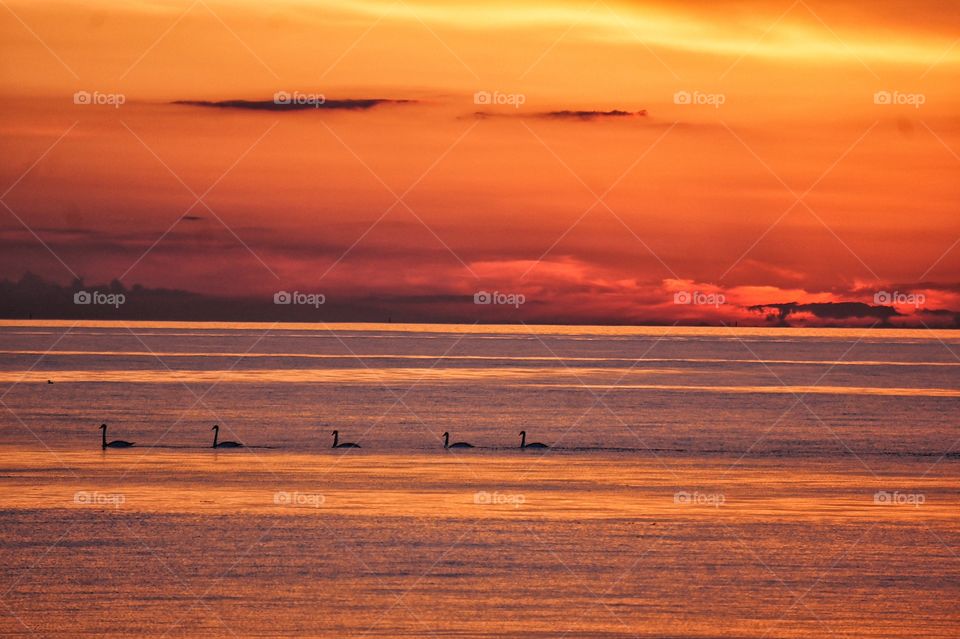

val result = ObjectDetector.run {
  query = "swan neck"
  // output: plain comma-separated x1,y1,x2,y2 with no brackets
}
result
101,427,106,449
213,427,218,448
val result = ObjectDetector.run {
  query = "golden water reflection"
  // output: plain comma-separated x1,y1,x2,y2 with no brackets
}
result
1,448,954,522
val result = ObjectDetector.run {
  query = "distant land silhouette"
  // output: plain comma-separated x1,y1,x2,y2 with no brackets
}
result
0,272,956,328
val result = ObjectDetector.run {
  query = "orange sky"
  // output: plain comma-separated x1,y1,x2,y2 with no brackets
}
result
1,0,958,326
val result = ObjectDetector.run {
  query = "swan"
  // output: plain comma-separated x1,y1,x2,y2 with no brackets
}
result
211,424,243,448
443,432,474,449
331,430,360,449
99,424,134,449
519,430,548,449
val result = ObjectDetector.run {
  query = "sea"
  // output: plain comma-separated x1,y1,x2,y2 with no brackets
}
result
0,320,957,637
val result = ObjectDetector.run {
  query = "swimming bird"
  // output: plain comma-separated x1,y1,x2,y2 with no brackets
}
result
443,431,474,449
99,423,134,450
519,430,548,449
211,424,243,448
331,430,360,449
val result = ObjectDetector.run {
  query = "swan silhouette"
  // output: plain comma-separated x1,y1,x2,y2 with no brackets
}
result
519,430,548,449
99,424,134,450
443,432,474,449
331,430,360,449
211,424,243,448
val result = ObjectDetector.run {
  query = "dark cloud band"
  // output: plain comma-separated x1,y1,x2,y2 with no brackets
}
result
173,99,414,111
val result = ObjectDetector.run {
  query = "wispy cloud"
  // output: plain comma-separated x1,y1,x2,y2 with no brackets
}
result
472,108,648,122
538,109,648,121
172,98,415,112
313,0,960,67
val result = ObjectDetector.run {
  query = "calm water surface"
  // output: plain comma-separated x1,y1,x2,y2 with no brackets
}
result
0,321,957,637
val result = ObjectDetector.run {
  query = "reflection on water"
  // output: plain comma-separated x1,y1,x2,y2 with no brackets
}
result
0,321,958,637
3,367,958,398
1,448,957,638
4,348,960,367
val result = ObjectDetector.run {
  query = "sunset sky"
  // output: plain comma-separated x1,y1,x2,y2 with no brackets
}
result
1,0,958,325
